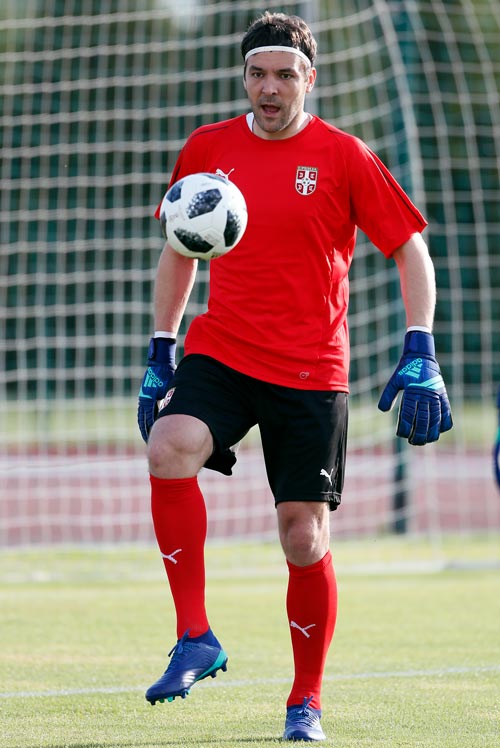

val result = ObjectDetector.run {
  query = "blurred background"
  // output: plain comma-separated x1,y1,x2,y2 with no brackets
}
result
1,0,499,560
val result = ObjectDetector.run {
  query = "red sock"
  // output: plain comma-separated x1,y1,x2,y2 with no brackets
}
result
150,475,209,639
286,550,338,711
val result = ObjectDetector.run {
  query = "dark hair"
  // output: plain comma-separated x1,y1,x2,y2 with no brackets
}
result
241,12,317,67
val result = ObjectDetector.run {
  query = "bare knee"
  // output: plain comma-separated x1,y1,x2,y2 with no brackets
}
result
147,414,213,479
277,502,331,566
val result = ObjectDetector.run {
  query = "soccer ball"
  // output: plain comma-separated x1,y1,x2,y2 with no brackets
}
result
159,172,248,259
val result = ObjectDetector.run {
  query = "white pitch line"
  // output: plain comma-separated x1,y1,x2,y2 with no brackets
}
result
1,664,499,700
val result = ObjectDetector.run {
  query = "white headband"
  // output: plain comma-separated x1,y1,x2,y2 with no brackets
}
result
244,45,312,67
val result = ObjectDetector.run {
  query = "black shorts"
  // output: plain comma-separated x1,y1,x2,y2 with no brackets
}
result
157,354,348,510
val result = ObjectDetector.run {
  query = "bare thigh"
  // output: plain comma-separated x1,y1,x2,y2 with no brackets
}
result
147,413,214,479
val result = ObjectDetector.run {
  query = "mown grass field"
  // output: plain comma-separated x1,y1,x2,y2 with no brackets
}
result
1,539,499,748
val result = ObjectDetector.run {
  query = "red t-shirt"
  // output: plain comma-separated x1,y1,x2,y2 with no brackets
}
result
156,114,427,391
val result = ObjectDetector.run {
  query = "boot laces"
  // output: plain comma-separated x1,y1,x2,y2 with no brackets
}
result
297,697,319,725
167,630,192,661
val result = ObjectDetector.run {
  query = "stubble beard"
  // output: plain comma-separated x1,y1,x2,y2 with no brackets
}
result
253,102,301,136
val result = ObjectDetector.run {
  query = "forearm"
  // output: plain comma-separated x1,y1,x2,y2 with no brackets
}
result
379,233,453,443
153,242,198,333
392,232,436,330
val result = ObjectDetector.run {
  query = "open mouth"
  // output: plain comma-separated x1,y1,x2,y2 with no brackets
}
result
261,104,280,116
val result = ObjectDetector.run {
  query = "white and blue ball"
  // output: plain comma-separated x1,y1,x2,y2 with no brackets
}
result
160,172,248,259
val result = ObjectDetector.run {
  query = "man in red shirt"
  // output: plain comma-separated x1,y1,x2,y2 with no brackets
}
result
138,11,452,742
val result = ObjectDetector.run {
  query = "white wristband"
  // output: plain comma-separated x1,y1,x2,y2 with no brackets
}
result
154,330,176,339
407,325,432,334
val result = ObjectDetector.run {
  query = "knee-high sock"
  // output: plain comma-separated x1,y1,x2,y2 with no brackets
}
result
286,550,337,711
150,475,209,639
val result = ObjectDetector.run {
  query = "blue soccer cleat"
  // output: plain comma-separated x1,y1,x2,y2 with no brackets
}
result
283,697,326,742
145,630,228,705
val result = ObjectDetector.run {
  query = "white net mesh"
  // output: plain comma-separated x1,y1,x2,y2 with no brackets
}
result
1,0,499,552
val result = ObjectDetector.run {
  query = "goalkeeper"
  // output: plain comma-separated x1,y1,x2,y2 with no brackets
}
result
137,10,453,743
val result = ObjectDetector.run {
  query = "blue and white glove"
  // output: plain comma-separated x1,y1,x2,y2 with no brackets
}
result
494,387,500,491
137,337,176,443
378,330,453,445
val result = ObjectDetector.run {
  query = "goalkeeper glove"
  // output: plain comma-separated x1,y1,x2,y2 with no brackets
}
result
137,337,176,443
378,330,453,445
494,387,500,491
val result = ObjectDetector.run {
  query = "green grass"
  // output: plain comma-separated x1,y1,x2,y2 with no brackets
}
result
1,540,499,747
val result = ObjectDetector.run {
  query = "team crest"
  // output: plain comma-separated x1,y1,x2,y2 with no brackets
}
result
158,387,175,412
295,166,318,195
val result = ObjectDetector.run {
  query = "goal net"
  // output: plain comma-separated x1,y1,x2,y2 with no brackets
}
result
1,0,499,560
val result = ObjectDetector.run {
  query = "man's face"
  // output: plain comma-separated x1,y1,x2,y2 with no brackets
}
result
243,51,316,140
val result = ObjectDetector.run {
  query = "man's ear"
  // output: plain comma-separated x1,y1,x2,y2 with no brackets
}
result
306,67,317,93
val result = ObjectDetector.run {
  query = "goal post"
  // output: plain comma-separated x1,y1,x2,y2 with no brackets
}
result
1,0,499,556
